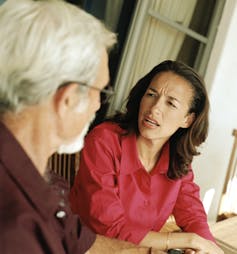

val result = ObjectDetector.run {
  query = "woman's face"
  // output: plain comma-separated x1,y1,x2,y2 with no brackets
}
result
138,71,195,143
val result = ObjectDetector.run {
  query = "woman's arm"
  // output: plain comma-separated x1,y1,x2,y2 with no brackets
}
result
173,170,216,242
70,127,149,243
87,234,167,254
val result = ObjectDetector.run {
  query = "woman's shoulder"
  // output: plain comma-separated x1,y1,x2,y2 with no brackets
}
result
88,121,124,139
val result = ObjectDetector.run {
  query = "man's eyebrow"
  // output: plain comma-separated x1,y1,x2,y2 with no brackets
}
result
105,82,110,87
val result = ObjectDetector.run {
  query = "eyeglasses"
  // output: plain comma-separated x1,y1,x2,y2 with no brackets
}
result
59,81,115,104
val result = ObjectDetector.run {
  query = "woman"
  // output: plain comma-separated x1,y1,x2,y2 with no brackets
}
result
70,60,223,254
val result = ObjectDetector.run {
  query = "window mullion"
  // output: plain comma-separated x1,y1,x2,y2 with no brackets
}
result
148,9,208,44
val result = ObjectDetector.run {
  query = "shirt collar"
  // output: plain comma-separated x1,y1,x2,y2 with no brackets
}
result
0,121,60,219
151,141,170,175
120,132,170,175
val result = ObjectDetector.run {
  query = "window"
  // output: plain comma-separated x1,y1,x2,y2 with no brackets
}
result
108,0,226,115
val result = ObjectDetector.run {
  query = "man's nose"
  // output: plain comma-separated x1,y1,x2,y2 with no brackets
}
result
95,97,101,112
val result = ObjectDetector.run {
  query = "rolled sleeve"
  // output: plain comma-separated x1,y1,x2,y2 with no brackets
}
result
173,170,215,242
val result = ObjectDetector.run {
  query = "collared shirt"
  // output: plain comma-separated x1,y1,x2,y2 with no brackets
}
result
0,122,95,254
70,122,215,244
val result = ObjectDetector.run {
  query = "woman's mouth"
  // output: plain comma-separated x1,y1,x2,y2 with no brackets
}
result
144,117,160,127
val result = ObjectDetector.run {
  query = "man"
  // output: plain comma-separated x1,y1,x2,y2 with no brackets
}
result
0,0,166,253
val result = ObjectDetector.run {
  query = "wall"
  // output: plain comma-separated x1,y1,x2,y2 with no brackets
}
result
193,0,237,222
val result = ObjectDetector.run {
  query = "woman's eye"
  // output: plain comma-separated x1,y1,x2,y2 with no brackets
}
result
168,101,177,108
146,92,156,97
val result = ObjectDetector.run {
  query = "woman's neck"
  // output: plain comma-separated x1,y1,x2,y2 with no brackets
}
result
136,136,166,173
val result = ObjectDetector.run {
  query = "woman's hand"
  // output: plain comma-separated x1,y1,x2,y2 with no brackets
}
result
183,233,224,254
140,231,224,254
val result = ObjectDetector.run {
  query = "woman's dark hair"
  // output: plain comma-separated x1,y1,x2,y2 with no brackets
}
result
108,60,209,179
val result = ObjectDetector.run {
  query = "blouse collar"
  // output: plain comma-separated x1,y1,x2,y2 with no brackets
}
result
120,132,170,175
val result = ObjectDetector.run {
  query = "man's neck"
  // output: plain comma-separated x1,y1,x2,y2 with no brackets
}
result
2,106,55,176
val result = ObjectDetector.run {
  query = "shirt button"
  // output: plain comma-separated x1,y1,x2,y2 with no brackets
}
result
59,200,66,207
144,200,149,206
56,210,66,218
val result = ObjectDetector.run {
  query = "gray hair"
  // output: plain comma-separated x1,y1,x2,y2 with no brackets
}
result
0,0,116,114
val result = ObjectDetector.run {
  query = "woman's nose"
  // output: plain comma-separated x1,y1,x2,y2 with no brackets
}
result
151,97,163,114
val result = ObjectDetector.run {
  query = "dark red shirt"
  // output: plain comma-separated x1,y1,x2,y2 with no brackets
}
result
70,122,215,244
0,122,95,254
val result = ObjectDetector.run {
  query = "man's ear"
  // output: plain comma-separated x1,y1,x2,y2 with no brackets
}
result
53,83,79,118
181,112,196,128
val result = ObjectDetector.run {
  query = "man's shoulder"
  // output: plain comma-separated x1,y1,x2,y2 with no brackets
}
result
0,165,95,254
0,164,38,221
0,171,42,246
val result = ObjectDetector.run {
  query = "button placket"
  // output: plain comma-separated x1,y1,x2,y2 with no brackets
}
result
55,189,67,219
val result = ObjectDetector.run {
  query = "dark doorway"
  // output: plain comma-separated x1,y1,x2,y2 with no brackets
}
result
66,0,137,126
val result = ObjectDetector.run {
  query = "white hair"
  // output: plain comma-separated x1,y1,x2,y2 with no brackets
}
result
0,0,116,114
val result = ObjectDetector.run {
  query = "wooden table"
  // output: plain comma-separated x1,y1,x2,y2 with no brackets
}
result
210,216,237,254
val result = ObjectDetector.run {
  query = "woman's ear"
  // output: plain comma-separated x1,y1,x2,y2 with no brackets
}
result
181,112,196,128
53,83,79,118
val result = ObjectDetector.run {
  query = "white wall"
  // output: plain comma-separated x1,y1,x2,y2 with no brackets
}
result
193,0,237,222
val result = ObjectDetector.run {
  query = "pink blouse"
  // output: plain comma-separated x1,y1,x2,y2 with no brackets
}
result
70,122,215,244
